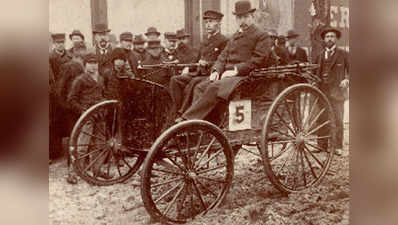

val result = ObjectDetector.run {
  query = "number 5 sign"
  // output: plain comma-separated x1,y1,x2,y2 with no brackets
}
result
228,100,251,131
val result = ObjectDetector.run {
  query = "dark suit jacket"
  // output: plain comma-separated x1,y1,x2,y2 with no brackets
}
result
212,24,272,100
198,32,229,75
315,48,349,101
289,46,308,63
96,45,113,76
49,50,72,82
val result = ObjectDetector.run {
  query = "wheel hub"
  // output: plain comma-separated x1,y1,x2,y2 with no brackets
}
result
295,132,305,147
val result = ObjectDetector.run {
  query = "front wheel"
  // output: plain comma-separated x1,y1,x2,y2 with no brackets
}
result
261,84,336,193
69,100,145,186
141,120,234,224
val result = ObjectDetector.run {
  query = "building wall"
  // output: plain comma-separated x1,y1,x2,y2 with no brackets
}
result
49,0,185,47
49,0,92,48
107,0,185,42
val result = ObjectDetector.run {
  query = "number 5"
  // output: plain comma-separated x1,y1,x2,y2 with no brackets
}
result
235,105,244,123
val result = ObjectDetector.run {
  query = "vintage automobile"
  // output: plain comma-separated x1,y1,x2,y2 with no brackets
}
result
69,62,337,224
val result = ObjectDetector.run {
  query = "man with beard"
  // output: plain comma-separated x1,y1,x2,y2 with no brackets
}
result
176,1,272,123
119,32,139,77
49,33,72,82
132,34,148,63
162,32,179,63
67,53,107,184
315,26,349,155
67,29,85,55
267,29,289,66
140,38,171,85
286,29,308,63
93,24,113,75
103,48,135,99
170,10,228,116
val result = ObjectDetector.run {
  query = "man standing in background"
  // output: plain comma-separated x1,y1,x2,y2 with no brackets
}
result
286,29,308,63
132,34,148,63
315,26,349,155
93,24,113,75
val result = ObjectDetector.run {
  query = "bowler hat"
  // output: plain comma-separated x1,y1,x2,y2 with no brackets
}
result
69,30,85,40
52,33,66,42
111,48,128,62
120,32,133,41
133,34,146,44
233,0,256,16
93,23,111,33
267,29,278,38
286,30,299,39
145,27,161,36
164,32,177,40
203,10,224,20
320,26,341,39
176,29,190,39
84,53,98,64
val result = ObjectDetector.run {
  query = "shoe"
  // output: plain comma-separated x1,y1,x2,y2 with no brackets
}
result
66,173,78,185
335,148,343,156
96,171,114,180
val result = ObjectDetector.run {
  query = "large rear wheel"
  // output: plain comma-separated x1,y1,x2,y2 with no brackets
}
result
261,84,336,193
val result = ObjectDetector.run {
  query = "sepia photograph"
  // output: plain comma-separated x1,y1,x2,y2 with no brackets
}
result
49,0,349,224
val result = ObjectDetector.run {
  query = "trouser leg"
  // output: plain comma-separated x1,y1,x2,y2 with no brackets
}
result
179,76,207,114
182,81,220,120
169,74,192,113
331,99,344,149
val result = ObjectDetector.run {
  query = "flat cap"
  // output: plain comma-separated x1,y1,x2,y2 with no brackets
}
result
203,10,224,20
145,27,161,36
84,52,98,63
52,33,66,42
120,32,133,41
133,34,146,44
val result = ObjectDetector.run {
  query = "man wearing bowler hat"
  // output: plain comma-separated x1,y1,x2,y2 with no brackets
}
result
267,29,289,66
119,32,139,77
286,29,308,63
93,23,113,75
170,10,228,116
50,33,72,82
145,27,164,50
68,29,85,55
162,32,179,63
315,26,349,155
175,29,200,75
140,38,170,85
176,0,272,123
132,34,148,63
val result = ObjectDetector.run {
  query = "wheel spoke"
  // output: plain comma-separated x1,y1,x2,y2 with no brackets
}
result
275,111,296,136
303,145,325,169
76,147,105,160
192,180,207,212
196,148,223,170
192,131,204,167
240,146,262,158
81,131,106,142
196,164,226,175
302,96,319,130
302,147,318,180
197,175,227,184
83,147,108,172
306,120,331,136
267,139,296,145
283,99,299,133
306,142,328,152
194,137,216,169
306,107,326,133
154,181,183,204
163,153,187,172
173,135,190,170
152,177,184,188
152,168,185,176
195,177,218,198
120,155,133,170
269,125,296,139
295,92,303,130
111,107,117,137
275,143,295,176
299,150,307,186
162,183,186,216
304,135,331,141
87,118,107,139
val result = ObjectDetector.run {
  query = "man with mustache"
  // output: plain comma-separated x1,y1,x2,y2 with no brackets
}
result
176,0,272,123
315,26,349,155
67,29,85,55
49,33,72,82
93,24,113,75
132,34,148,63
119,32,139,77
286,29,308,63
170,10,228,116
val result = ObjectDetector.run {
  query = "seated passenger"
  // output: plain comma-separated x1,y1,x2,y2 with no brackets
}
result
176,1,272,124
170,10,228,116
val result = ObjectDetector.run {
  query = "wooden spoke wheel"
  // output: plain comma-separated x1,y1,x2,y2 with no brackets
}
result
261,84,337,193
141,120,234,224
69,100,145,186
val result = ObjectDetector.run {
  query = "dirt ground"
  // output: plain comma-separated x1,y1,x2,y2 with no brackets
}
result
49,122,349,225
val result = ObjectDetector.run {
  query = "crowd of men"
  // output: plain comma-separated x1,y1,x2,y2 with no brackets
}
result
49,0,349,183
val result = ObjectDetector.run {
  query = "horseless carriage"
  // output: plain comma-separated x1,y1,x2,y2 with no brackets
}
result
69,62,337,224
